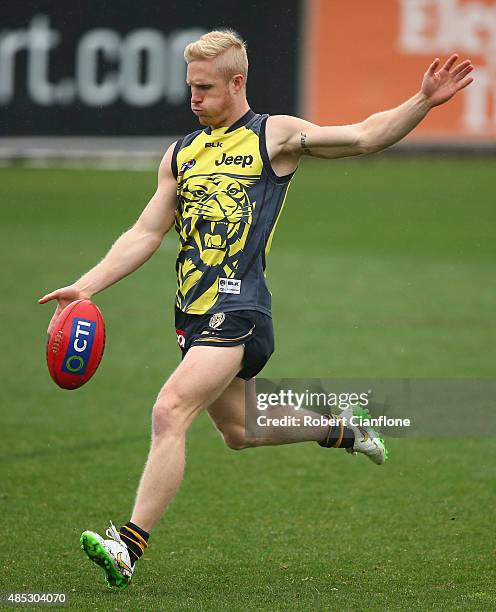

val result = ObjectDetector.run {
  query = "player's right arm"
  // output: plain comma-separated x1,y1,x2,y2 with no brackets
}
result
38,142,178,330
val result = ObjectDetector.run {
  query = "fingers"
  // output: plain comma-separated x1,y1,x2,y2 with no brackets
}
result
457,76,474,91
428,58,440,75
47,306,62,336
428,55,473,78
454,64,474,81
452,59,471,76
38,291,59,304
442,53,459,72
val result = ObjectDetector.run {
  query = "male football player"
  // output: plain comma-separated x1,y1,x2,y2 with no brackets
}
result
39,30,473,587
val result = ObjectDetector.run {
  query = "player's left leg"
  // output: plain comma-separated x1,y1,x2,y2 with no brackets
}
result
206,309,387,462
208,377,388,464
208,377,332,448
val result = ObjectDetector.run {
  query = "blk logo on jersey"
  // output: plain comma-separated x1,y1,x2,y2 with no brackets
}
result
205,142,223,148
215,153,253,168
219,278,241,294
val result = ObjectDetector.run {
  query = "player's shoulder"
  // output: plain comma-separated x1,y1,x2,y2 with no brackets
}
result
267,114,301,129
265,115,314,148
268,114,299,122
157,139,182,181
266,114,313,137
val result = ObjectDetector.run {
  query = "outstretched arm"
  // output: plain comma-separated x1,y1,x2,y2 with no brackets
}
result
38,142,178,332
271,54,474,160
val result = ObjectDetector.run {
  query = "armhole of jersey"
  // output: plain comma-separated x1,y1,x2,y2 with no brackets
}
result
171,138,184,179
259,115,295,185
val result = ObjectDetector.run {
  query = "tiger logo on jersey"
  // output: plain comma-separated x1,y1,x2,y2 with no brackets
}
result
175,173,257,312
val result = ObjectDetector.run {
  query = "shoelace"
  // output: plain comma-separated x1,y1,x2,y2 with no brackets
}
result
105,520,124,545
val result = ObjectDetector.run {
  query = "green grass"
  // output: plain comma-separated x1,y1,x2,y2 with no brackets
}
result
1,159,495,610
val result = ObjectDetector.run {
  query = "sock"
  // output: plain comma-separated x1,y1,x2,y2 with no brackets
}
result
318,416,355,449
119,522,150,566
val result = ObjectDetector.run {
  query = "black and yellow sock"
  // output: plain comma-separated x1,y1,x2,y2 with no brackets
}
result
318,416,355,449
119,522,149,566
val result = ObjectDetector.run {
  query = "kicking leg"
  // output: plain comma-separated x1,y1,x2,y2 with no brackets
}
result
208,378,387,463
208,377,332,448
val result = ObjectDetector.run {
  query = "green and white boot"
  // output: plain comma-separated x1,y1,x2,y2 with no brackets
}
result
80,521,134,588
338,405,388,465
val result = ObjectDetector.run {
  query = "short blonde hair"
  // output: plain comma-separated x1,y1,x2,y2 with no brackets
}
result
184,30,248,82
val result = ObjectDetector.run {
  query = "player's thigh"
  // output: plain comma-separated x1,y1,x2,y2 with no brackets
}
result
156,344,244,426
207,377,257,432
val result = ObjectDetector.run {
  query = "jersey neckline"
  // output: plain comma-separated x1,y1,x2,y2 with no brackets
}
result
204,109,256,136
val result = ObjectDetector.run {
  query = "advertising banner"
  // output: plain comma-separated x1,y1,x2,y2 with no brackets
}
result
305,0,496,142
1,1,302,136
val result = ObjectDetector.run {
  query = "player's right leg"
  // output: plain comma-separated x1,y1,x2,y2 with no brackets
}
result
130,344,244,531
80,343,244,588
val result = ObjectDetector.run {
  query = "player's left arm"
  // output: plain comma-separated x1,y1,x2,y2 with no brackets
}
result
277,54,474,160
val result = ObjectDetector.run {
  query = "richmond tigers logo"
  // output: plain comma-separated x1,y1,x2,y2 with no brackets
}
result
175,172,257,312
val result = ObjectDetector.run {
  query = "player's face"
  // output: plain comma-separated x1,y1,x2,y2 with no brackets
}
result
187,60,233,127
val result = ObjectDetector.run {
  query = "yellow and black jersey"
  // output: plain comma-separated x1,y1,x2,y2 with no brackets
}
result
171,109,294,316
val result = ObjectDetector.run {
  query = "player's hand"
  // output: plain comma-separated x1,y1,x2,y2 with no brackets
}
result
38,285,91,335
421,54,474,108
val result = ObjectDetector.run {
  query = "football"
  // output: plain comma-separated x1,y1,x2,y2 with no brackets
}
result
46,299,105,390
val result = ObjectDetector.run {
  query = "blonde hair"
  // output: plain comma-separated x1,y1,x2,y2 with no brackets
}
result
184,30,248,82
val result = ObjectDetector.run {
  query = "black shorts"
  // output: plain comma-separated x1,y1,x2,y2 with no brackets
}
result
174,307,274,380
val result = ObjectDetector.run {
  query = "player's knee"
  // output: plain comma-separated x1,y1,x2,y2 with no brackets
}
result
223,435,244,450
152,388,193,437
152,398,179,437
222,427,255,451
224,435,249,450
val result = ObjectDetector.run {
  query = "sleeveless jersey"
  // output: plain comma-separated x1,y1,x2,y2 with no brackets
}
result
172,109,294,316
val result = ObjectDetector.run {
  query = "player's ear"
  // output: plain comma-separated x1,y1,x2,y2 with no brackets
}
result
231,74,245,94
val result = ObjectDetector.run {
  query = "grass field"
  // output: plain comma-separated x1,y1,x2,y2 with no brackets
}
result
1,159,495,610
